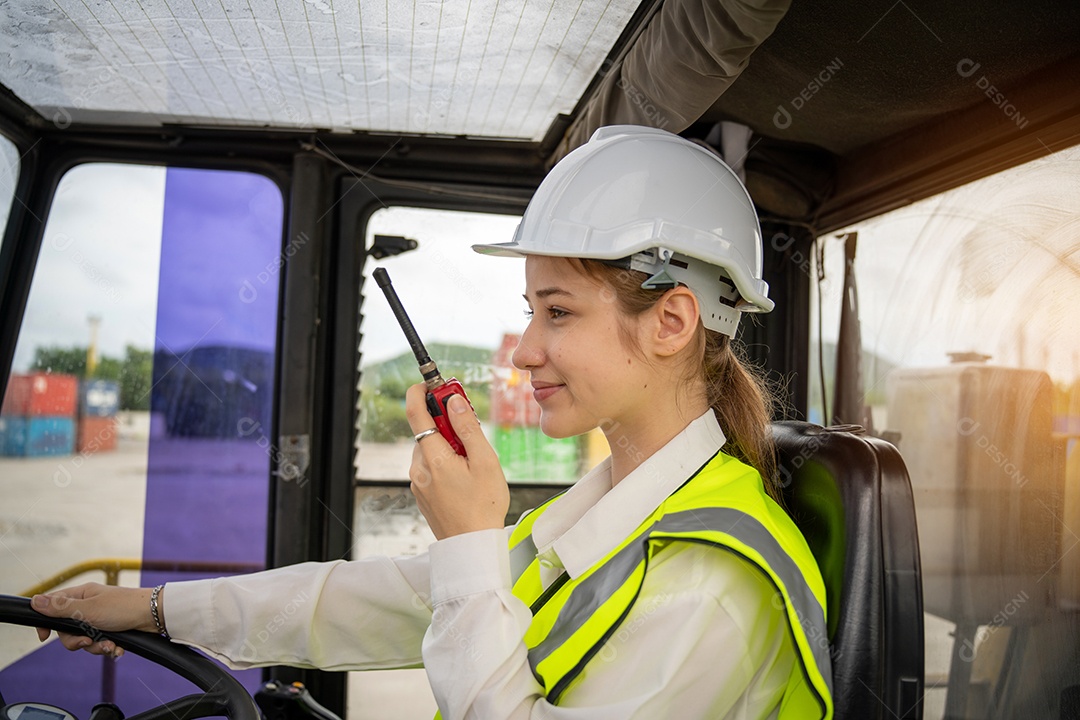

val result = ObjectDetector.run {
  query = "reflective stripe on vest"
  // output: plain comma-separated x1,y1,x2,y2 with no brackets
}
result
508,452,834,717
509,532,538,586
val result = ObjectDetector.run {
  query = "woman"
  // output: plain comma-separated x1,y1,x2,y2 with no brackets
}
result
33,126,832,719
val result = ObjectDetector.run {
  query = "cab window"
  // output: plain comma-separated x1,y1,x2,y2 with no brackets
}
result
811,144,1080,718
0,134,19,241
349,206,601,718
0,163,284,715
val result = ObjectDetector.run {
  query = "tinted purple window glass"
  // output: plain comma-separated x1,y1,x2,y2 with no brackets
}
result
0,167,283,715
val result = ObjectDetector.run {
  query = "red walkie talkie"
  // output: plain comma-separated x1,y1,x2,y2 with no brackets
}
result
374,267,472,456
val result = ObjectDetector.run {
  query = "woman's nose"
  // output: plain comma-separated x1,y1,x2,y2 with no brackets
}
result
512,326,543,370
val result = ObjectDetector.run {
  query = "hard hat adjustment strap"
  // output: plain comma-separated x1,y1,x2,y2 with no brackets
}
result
640,247,678,291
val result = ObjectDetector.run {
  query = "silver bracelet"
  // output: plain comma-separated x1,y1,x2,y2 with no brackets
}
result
150,584,170,639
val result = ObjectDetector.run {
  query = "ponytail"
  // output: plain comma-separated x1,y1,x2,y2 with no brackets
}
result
701,331,780,500
575,259,780,501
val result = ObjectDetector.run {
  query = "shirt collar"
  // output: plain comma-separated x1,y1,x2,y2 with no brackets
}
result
530,410,727,578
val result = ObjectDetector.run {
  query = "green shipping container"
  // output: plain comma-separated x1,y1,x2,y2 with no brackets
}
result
492,426,579,484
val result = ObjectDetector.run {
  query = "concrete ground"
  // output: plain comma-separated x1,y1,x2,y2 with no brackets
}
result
0,436,439,718
0,438,149,669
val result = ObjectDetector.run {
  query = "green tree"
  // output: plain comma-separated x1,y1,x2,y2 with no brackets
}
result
120,345,153,411
359,344,494,442
31,346,87,376
30,344,154,411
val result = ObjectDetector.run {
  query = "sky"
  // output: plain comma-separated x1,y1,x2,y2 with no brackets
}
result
1,144,1077,384
362,206,526,365
0,159,527,373
814,144,1080,384
8,163,165,372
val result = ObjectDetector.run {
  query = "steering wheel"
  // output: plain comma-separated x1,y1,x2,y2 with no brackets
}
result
0,595,260,720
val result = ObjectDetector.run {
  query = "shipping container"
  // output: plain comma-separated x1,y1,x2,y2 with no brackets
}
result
80,379,120,417
492,426,578,484
77,416,118,454
491,368,542,426
1,373,78,417
0,416,27,456
0,383,17,416
0,416,76,457
490,334,542,427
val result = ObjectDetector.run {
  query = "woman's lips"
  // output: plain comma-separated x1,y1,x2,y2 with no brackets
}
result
532,384,563,402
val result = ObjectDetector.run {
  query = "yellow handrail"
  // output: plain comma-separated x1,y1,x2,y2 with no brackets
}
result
22,557,264,705
22,558,264,597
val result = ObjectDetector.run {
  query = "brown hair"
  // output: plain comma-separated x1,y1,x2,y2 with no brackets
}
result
573,259,780,501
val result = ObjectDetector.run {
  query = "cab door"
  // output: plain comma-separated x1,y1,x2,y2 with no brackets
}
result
0,156,286,714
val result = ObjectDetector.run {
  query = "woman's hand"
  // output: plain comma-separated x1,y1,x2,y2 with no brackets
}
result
31,582,159,658
405,384,510,540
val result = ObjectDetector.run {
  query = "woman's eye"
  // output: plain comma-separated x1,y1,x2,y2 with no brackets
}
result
523,306,568,320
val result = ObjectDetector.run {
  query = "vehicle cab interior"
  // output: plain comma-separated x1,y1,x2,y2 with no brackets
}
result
0,1,1078,718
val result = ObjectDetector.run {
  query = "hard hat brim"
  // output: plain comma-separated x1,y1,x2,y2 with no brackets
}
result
471,241,527,257
472,239,775,317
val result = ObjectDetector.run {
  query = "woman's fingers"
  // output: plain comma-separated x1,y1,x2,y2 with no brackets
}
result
45,630,125,658
32,587,94,635
37,631,126,658
404,383,438,438
403,383,509,539
31,582,148,657
444,394,493,460
34,586,91,650
32,588,88,646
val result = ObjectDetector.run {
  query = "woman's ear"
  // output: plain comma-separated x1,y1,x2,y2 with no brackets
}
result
650,287,700,357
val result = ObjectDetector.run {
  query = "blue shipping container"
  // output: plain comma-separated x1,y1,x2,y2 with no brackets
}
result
0,417,27,456
80,380,120,417
0,417,75,457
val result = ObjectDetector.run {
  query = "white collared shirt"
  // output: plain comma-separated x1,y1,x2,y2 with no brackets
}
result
530,407,730,582
166,410,795,719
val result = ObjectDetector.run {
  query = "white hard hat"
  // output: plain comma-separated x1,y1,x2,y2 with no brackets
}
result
473,125,773,337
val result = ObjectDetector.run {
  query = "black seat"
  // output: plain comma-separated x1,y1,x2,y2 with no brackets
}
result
772,421,924,720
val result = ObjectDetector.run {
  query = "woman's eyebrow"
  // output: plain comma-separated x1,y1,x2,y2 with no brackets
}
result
530,287,573,299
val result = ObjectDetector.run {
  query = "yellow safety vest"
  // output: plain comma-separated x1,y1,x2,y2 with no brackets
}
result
435,450,834,719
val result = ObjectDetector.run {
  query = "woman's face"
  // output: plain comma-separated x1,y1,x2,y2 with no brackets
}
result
513,255,655,439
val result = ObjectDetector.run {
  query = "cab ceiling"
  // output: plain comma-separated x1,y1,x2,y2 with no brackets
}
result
698,1,1080,229
0,0,640,140
1,0,1078,231
703,1,1080,156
